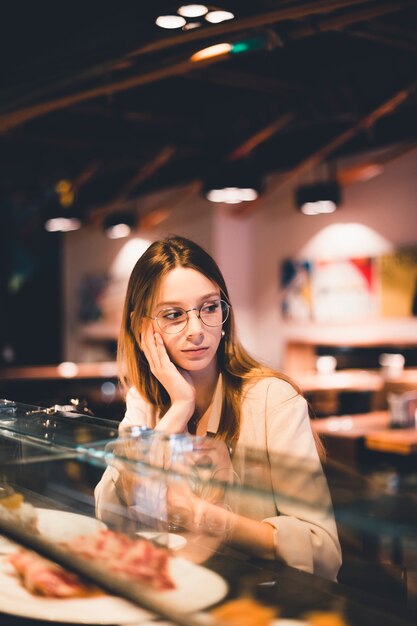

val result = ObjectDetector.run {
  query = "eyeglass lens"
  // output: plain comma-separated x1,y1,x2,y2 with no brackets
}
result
156,300,229,334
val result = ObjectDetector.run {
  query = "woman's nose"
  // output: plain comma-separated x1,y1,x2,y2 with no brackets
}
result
186,310,204,334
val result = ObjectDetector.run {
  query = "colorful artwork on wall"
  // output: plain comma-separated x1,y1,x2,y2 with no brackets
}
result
281,246,417,322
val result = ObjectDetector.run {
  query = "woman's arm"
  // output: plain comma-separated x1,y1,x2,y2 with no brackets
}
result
262,379,342,579
141,327,195,434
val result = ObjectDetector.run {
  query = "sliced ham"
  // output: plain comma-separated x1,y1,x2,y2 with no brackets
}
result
9,550,98,598
8,529,175,598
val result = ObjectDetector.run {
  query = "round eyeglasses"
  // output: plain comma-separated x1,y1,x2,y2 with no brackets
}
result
150,299,230,334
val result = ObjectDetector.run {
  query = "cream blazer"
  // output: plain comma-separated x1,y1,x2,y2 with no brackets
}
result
95,375,342,581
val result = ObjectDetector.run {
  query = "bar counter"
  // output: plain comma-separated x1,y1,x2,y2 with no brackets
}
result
1,400,416,626
0,550,415,626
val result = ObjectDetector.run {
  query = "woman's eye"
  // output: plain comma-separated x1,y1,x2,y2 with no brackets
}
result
202,301,220,314
163,309,184,321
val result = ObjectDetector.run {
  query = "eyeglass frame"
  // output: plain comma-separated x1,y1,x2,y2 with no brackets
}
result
147,299,231,334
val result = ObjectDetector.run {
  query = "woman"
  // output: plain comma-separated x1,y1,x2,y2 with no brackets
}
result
95,235,341,580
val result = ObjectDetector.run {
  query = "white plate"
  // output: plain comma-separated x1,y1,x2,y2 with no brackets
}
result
136,531,187,551
0,508,106,554
0,555,228,624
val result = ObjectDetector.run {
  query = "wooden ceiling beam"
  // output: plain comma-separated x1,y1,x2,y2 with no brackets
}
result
89,146,176,221
111,146,176,205
0,53,232,133
271,77,417,192
228,113,295,161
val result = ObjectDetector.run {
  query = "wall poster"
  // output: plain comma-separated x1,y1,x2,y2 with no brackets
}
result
281,246,417,322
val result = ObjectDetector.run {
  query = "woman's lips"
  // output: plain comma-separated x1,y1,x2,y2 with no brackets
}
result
181,347,209,357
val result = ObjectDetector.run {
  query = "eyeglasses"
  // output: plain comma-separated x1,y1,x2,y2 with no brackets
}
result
150,299,230,334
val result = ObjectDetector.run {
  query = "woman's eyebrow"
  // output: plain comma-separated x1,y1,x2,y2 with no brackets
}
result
155,292,220,308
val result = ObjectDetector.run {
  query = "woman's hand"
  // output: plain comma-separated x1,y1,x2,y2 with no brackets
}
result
141,324,195,432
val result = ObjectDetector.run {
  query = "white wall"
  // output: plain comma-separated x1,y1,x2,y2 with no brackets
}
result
250,147,417,367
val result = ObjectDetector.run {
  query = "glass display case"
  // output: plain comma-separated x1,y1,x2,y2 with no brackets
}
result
0,398,416,626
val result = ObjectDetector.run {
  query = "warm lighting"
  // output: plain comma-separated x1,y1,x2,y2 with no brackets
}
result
54,179,75,207
300,223,391,260
300,200,337,215
106,223,131,239
45,217,81,232
203,162,262,204
57,362,79,378
104,213,136,239
111,238,152,279
178,4,208,17
155,15,186,29
205,10,234,23
316,355,337,374
206,187,258,204
296,182,341,215
379,353,405,379
190,43,231,62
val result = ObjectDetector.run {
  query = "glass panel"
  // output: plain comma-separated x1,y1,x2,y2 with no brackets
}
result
0,404,416,625
0,398,119,449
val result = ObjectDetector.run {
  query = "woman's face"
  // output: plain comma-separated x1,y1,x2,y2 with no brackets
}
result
149,267,223,373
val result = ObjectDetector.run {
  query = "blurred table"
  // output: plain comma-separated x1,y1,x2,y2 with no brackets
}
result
312,411,391,467
365,428,417,455
313,411,417,462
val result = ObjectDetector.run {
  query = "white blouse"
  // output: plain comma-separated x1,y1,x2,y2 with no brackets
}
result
95,375,342,581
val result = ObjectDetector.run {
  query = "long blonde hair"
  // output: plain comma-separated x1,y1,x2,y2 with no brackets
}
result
118,235,313,450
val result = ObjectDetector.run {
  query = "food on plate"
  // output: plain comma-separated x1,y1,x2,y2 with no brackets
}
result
62,529,175,590
211,597,277,626
9,550,99,598
0,491,38,533
8,529,175,598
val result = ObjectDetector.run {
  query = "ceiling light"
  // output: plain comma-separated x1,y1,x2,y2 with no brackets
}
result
104,213,136,239
45,216,81,232
190,43,231,62
295,182,341,216
206,187,259,204
155,15,186,29
203,163,262,204
205,10,234,23
177,4,208,17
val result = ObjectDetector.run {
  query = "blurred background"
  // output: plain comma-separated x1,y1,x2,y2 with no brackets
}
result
0,0,416,420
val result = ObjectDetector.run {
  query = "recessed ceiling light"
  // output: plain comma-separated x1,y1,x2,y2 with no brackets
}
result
205,10,234,24
177,4,208,18
155,15,186,29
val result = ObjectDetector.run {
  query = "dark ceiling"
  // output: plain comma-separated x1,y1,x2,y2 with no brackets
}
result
1,0,417,222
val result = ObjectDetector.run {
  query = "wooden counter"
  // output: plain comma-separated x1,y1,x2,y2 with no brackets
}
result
365,429,417,455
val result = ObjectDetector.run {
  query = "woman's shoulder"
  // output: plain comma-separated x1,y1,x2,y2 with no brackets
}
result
242,374,302,402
